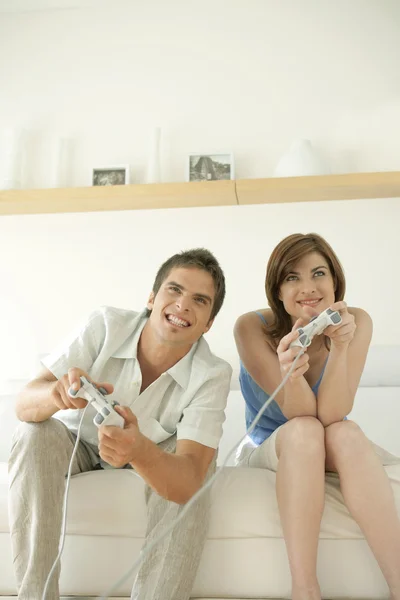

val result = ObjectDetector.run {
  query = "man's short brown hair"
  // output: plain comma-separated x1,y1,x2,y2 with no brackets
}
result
148,248,226,321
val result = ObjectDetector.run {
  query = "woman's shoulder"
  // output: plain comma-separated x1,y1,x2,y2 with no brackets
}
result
235,308,275,328
234,309,276,348
347,306,372,324
234,309,278,362
347,306,373,338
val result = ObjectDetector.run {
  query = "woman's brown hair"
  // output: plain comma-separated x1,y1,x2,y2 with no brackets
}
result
265,233,346,346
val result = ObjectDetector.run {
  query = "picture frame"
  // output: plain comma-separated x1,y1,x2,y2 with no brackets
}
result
187,153,234,182
92,165,130,186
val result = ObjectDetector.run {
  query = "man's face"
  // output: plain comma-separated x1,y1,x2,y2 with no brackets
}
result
147,267,216,347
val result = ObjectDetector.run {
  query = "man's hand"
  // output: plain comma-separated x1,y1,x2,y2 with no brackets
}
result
50,367,114,411
98,406,143,468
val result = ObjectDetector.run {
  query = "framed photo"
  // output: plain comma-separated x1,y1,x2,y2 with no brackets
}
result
92,165,130,186
187,153,234,182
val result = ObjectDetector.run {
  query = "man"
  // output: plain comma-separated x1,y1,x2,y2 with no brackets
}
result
8,247,232,600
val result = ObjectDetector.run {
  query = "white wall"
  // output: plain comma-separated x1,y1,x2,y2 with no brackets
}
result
0,0,400,185
0,197,399,387
0,0,399,388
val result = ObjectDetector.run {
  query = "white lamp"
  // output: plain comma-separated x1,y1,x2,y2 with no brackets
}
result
274,138,330,177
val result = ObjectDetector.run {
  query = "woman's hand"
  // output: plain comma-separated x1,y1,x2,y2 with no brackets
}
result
324,301,356,348
277,318,310,381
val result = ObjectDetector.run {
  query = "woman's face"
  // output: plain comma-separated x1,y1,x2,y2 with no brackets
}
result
278,252,336,324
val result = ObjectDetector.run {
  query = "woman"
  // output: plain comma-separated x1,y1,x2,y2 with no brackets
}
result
234,232,400,600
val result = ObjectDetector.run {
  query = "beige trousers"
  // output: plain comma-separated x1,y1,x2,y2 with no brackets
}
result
8,417,214,600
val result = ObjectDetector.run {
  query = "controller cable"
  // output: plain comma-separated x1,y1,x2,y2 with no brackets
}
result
42,344,307,600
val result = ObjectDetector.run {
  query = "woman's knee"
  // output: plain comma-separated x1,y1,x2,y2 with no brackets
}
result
325,419,366,459
277,416,325,458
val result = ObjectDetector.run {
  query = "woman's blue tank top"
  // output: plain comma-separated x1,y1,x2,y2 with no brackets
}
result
239,311,327,445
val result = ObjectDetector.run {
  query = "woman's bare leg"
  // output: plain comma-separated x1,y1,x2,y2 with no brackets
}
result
276,416,325,600
325,420,400,600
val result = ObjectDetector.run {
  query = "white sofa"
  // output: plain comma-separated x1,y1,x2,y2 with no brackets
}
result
0,346,399,600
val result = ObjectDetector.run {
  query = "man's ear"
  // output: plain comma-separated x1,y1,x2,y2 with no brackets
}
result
203,317,214,334
147,291,155,310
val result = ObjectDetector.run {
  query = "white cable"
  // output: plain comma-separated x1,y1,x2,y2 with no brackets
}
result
41,402,91,600
96,345,307,600
41,344,306,599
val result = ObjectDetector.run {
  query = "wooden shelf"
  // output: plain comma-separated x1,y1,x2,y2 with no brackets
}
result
236,171,400,205
0,171,399,216
0,180,237,216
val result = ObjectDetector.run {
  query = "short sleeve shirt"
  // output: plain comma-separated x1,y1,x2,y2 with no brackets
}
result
42,306,232,452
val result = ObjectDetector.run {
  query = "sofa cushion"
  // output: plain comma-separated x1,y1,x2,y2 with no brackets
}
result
3,461,400,540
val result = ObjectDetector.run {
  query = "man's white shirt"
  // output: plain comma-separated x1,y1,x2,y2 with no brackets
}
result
43,306,232,452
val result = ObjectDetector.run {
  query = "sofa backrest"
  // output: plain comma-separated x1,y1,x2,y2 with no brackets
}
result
0,345,399,466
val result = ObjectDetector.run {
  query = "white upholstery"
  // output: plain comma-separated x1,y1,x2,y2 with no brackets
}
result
0,345,399,598
359,345,400,387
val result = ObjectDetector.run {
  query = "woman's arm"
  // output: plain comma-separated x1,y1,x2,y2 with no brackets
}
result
317,304,373,427
234,311,317,419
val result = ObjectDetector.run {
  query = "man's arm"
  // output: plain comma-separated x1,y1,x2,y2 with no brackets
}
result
16,367,113,423
131,436,215,504
99,406,215,504
16,368,62,422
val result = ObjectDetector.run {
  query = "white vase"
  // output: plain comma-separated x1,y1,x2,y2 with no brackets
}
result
53,137,73,188
1,128,24,189
274,139,330,177
146,127,162,183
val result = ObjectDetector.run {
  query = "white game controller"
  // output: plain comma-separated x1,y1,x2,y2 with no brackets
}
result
68,376,124,428
290,307,342,349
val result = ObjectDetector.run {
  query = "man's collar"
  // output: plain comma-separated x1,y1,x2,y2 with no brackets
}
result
111,309,148,359
166,341,198,389
111,308,198,390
